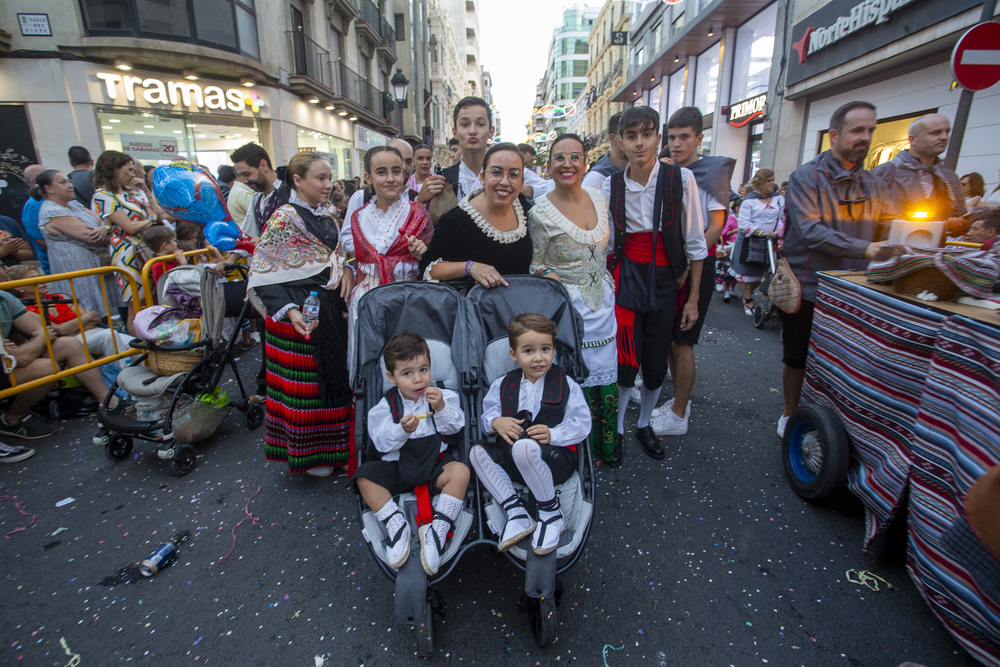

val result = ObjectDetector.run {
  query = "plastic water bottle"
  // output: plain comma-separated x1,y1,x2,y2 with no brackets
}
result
302,291,320,340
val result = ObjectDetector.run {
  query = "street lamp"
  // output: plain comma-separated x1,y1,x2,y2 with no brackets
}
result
391,69,409,109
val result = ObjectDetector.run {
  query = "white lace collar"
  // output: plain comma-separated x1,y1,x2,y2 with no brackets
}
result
459,190,527,244
533,187,609,245
289,190,336,217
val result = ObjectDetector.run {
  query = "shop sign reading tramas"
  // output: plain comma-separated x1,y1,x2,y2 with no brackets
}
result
96,72,266,113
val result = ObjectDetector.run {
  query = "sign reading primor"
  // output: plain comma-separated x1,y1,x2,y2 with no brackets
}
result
728,93,767,127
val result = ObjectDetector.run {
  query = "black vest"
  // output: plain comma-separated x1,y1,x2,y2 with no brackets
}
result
499,366,569,430
384,387,443,489
608,162,688,310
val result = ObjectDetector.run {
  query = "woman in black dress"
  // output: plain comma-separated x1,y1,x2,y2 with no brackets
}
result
419,143,531,288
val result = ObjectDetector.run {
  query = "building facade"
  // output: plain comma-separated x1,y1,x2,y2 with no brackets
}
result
764,0,1000,191
612,0,779,185
585,0,629,163
529,4,601,150
426,0,475,166
0,0,411,220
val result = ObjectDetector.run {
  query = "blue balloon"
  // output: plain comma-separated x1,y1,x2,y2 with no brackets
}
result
152,162,233,225
205,220,242,251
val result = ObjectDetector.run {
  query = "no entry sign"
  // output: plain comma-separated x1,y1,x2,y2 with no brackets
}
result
952,21,1000,91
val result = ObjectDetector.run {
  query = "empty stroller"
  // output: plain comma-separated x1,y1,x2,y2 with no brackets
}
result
93,264,264,475
465,275,595,646
352,281,482,656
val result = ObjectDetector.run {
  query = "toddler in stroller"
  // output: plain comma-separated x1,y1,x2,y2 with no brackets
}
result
353,332,470,576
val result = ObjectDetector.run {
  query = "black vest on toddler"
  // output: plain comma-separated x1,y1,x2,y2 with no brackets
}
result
385,387,443,490
499,365,575,447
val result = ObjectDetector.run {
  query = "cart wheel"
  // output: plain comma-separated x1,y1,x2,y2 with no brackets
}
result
170,444,198,476
752,306,766,328
105,435,133,462
415,599,434,658
244,404,265,430
783,405,849,501
527,596,557,647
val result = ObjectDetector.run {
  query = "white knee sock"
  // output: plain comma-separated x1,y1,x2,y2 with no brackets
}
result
617,388,631,434
375,499,407,541
511,438,555,503
637,386,661,428
432,493,463,545
471,445,516,504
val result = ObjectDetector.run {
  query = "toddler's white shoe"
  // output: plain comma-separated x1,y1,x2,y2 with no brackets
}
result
385,519,411,570
532,508,563,556
499,506,536,552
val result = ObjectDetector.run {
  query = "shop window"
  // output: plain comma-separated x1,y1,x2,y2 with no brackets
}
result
79,0,260,60
731,3,777,103
819,111,931,170
667,67,686,119
693,41,720,114
297,128,353,181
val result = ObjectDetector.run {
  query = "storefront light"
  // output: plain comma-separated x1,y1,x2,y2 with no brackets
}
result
325,103,335,110
349,115,358,121
134,130,144,134
241,78,255,88
186,124,195,128
183,71,200,81
109,118,121,123
114,60,132,72
143,125,154,128
308,97,320,104
338,111,348,116
173,130,182,134
102,125,112,130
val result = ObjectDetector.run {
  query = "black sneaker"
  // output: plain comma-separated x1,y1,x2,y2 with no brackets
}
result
0,414,58,440
0,441,36,463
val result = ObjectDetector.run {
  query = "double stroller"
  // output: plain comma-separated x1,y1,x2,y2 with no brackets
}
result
353,276,595,654
93,264,264,476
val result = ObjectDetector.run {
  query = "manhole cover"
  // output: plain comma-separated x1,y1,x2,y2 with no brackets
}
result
699,327,738,344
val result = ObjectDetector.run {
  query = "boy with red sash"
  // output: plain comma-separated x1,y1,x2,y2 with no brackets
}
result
601,106,707,462
472,314,591,556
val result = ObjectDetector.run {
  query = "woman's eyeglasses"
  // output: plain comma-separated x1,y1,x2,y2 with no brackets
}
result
551,152,583,164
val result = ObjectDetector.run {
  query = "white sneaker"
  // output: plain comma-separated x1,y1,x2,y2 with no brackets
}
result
418,523,445,576
384,517,411,569
665,397,691,419
653,409,688,436
306,466,334,477
777,415,789,438
498,508,536,552
715,283,724,292
532,510,563,555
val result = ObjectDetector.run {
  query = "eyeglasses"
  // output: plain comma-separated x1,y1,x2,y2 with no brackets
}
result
551,152,583,164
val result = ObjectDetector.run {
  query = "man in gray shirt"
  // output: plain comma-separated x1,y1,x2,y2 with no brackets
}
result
777,101,896,438
67,146,94,208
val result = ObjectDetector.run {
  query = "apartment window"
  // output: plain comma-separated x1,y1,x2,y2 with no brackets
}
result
652,22,662,51
80,0,260,59
671,12,685,37
395,13,405,37
731,3,777,102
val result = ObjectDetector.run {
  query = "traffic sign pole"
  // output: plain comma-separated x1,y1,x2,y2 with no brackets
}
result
943,1,998,171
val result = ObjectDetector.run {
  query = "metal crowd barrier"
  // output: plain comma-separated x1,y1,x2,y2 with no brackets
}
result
0,266,142,400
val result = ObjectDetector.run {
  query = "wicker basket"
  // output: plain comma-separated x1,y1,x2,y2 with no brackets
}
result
146,318,203,376
892,266,960,300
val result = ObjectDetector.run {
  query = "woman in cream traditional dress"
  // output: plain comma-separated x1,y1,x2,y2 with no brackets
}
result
528,133,620,467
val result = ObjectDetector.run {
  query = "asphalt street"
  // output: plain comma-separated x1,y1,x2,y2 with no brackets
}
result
0,290,983,666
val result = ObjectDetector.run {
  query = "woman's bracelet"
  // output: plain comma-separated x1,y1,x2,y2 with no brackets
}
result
464,260,474,277
539,268,555,277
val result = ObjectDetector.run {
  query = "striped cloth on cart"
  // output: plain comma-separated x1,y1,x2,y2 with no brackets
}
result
805,273,945,545
909,315,1000,666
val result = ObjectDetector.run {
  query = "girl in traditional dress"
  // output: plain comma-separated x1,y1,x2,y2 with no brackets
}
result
340,146,432,375
406,144,434,193
419,142,532,287
729,168,785,315
92,150,160,334
248,152,355,477
527,133,620,467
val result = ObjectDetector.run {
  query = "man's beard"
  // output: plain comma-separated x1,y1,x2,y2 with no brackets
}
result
839,143,870,165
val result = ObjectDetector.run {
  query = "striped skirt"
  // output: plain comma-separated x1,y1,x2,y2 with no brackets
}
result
264,319,355,474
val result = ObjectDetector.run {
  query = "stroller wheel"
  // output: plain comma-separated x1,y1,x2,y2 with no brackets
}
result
526,595,557,647
752,305,766,329
105,435,134,462
244,403,265,430
170,444,198,476
415,598,435,658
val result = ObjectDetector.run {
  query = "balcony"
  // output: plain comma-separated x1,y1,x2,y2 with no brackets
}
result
287,30,333,97
329,0,360,22
356,0,382,46
377,17,396,61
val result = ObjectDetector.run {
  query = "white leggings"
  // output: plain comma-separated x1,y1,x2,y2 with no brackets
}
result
470,439,555,505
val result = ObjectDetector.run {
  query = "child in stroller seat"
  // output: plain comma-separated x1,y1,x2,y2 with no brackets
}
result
472,314,591,556
354,333,470,576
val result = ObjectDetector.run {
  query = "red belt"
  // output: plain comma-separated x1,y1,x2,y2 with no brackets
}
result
623,232,669,267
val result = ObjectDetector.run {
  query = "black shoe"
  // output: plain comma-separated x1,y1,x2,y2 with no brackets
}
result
604,442,623,468
635,425,664,460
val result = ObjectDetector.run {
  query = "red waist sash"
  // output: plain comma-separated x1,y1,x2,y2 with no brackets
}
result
623,232,670,267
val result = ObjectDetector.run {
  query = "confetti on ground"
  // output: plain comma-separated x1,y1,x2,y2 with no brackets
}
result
602,643,624,666
846,569,894,592
1,495,36,539
217,481,262,563
56,497,76,507
59,637,80,667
